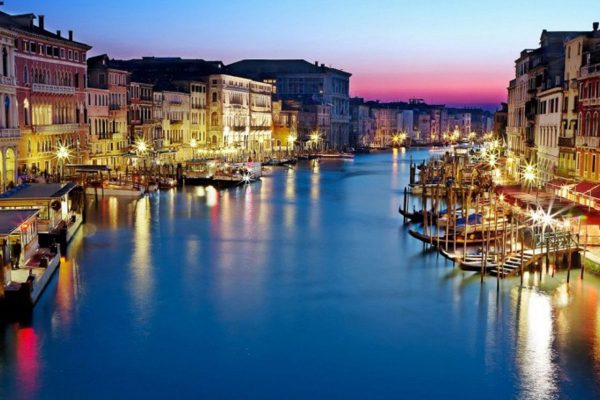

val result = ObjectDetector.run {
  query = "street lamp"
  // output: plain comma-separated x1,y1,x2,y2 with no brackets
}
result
56,144,70,180
258,137,264,161
287,134,296,155
190,138,198,160
310,131,320,152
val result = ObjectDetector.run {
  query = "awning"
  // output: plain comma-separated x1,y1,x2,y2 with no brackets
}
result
573,181,600,195
546,178,573,189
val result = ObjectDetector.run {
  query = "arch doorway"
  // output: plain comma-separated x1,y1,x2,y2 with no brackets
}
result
5,147,15,189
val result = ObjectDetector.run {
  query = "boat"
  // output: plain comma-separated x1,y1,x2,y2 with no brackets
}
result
85,180,145,197
1,209,62,312
408,229,503,246
264,157,297,166
317,152,355,159
407,183,447,196
211,162,262,188
0,182,85,253
183,159,217,185
158,177,177,190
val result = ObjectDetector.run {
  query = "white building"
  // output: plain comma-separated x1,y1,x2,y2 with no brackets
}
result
535,87,563,182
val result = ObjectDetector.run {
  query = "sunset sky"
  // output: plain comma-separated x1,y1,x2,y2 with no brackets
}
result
7,0,598,110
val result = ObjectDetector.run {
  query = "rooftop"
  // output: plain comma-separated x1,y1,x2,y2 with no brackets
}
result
0,11,91,49
0,209,40,236
0,182,78,200
226,59,352,80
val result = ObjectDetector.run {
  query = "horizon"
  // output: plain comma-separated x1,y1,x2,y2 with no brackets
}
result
5,0,598,110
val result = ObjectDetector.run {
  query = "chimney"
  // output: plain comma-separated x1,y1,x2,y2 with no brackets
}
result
594,22,599,32
68,30,73,41
314,61,318,66
56,30,61,38
38,15,45,30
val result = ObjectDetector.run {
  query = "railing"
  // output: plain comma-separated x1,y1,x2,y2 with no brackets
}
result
33,123,81,134
0,128,20,138
581,63,600,79
558,136,574,147
576,136,600,148
0,76,15,86
31,83,75,95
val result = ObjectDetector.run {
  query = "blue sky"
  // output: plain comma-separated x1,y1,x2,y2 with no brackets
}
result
6,0,598,107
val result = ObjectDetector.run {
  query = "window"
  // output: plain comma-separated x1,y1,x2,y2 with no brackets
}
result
45,45,51,56
53,47,59,57
60,48,65,59
74,52,79,62
212,92,217,102
23,66,28,84
68,49,73,60
30,42,36,53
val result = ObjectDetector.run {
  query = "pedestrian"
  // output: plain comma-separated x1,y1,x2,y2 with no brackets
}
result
11,238,21,270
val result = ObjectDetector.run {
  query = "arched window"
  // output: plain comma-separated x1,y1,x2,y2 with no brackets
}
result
586,112,592,136
23,98,29,126
4,96,10,128
578,112,583,136
594,113,599,137
23,66,28,84
2,47,7,77
211,112,218,126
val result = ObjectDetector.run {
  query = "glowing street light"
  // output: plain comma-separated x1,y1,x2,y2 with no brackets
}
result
55,144,71,180
190,138,198,159
56,145,70,161
134,138,148,155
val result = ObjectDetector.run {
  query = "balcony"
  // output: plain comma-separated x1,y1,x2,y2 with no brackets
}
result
0,128,20,139
33,123,81,134
31,83,75,95
0,76,15,86
576,136,600,148
581,63,600,79
558,136,574,147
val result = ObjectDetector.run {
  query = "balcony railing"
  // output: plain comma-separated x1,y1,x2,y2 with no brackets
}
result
0,76,15,86
0,128,20,139
581,63,600,79
31,83,75,95
576,136,600,148
558,136,574,147
33,123,81,134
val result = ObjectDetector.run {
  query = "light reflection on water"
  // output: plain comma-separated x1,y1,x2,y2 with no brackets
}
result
0,150,599,398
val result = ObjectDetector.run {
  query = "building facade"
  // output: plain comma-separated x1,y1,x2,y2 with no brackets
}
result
9,14,90,174
227,59,351,149
87,55,129,169
0,27,18,189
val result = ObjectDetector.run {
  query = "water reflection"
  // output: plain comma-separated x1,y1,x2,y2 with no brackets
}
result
131,196,153,325
513,286,557,400
1,151,600,398
14,326,39,400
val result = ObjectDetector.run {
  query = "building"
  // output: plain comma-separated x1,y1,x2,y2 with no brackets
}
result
493,103,508,143
350,98,375,147
535,86,563,182
85,86,109,165
3,13,91,174
567,25,600,180
506,30,585,179
227,59,351,149
128,81,156,148
87,55,130,169
372,107,397,147
0,27,18,189
160,90,190,161
272,100,298,152
576,30,600,181
207,74,272,156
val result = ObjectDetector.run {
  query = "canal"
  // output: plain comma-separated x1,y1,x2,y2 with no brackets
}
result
1,149,600,399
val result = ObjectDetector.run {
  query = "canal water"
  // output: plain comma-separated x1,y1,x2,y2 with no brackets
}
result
1,149,600,399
